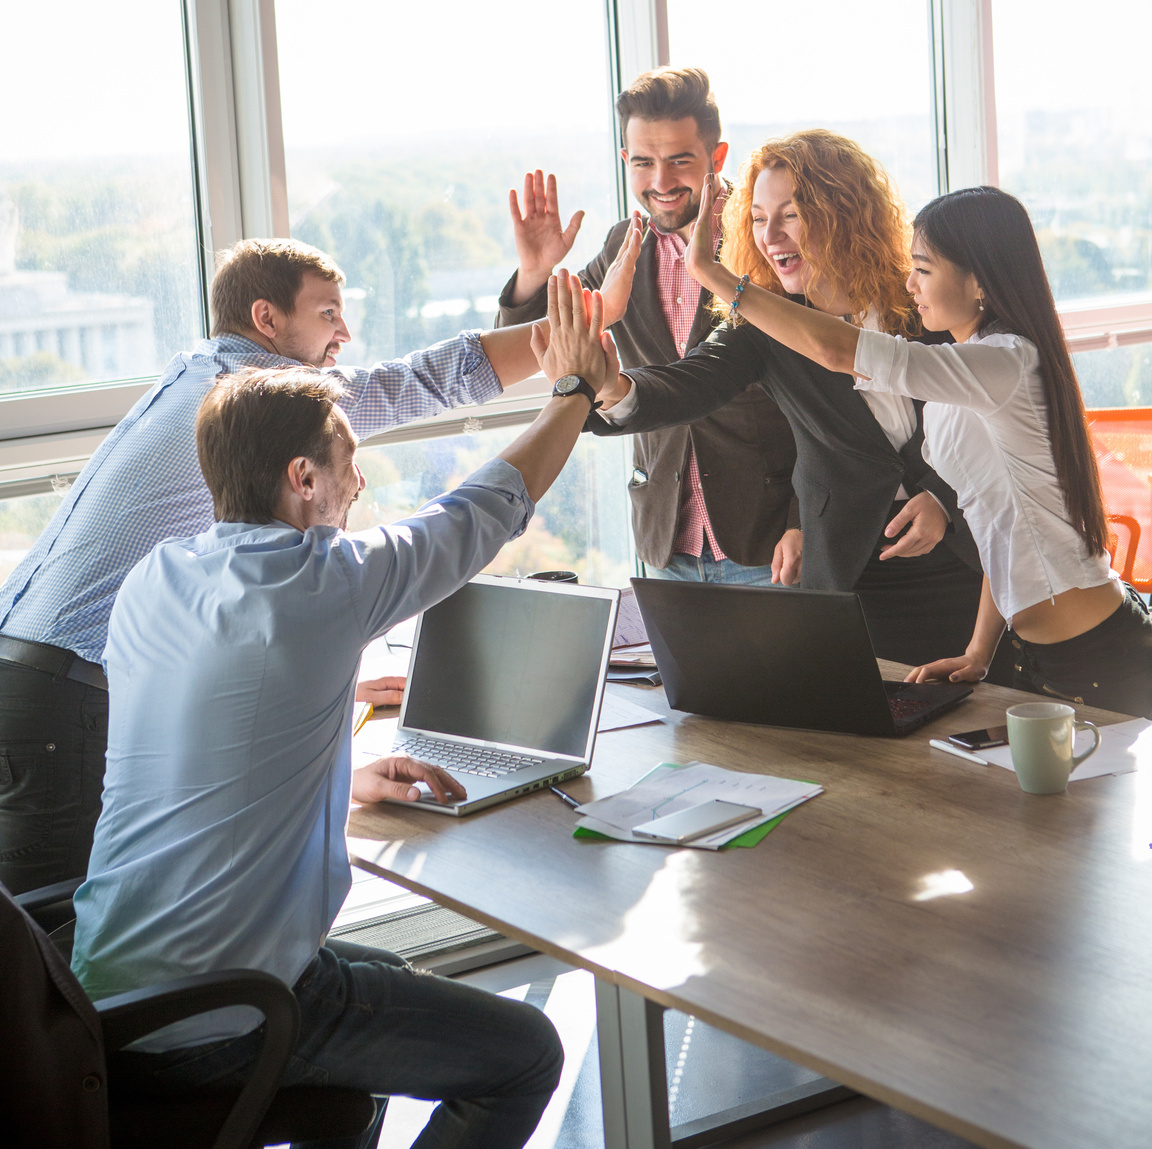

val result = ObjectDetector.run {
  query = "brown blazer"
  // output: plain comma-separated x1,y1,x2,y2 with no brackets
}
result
496,218,798,568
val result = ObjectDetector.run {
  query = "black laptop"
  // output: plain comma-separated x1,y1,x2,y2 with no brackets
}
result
630,579,972,737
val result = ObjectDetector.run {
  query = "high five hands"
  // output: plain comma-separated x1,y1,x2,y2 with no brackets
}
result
509,170,642,326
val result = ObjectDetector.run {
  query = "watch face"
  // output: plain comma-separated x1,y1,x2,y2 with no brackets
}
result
555,375,581,394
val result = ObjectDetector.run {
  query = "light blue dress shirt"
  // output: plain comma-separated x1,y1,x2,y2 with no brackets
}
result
0,332,501,663
70,459,532,1048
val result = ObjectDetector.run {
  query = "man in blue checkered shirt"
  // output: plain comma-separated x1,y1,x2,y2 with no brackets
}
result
0,234,638,893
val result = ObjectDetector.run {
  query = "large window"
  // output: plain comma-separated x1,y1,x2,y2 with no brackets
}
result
275,0,618,362
992,0,1152,306
665,0,939,212
0,0,204,396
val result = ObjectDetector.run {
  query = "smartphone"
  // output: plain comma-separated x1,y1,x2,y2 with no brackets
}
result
632,799,761,844
948,725,1009,751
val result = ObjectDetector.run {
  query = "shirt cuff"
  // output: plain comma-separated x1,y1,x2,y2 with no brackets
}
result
461,330,504,404
852,328,900,392
921,488,952,522
598,373,639,424
458,457,536,539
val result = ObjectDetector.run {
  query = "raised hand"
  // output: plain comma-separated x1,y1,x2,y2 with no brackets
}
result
509,170,584,305
600,211,643,327
530,269,619,393
684,172,728,296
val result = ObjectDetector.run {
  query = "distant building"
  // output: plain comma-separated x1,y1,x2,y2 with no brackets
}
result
0,197,155,384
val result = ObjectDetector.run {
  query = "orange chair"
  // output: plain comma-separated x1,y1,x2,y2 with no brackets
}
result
1087,407,1152,592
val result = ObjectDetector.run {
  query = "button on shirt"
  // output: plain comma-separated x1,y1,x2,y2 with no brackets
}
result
0,332,501,663
70,459,532,1049
854,328,1114,621
651,193,726,560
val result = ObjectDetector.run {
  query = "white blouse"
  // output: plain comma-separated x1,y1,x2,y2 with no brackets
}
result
853,328,1115,623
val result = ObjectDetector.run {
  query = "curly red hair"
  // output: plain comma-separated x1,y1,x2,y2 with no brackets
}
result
717,129,920,337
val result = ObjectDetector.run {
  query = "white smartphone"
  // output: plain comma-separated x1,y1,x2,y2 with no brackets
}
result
632,799,762,844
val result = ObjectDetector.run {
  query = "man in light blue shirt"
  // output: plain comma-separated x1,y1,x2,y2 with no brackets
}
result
0,235,635,892
70,273,618,1149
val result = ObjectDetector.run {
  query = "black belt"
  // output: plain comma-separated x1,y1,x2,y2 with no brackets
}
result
0,634,108,691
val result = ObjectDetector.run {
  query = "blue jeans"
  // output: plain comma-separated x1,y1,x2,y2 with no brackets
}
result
118,938,563,1149
646,545,781,586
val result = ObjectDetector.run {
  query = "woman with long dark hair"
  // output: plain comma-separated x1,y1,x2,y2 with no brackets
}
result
680,179,1152,716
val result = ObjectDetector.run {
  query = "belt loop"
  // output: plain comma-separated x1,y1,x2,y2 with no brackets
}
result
52,649,77,685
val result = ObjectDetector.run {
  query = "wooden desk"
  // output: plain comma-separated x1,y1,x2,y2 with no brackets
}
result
348,669,1152,1149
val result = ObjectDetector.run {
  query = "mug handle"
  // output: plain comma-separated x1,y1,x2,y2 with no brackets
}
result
1072,719,1101,767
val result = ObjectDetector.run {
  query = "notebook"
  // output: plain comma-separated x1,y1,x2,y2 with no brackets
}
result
630,579,972,737
385,574,620,814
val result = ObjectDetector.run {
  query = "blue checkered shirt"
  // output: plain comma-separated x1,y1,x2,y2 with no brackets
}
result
0,332,502,663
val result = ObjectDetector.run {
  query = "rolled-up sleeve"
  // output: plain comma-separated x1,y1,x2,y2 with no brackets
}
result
854,329,1030,414
339,459,535,638
332,330,503,437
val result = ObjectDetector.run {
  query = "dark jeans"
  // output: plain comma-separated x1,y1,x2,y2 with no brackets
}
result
1010,583,1152,718
118,938,564,1149
851,510,1015,685
0,660,108,894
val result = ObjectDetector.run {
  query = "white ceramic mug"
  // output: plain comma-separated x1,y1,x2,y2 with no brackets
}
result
1005,702,1100,795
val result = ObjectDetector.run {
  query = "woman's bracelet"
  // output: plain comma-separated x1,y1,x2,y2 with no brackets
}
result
728,274,750,321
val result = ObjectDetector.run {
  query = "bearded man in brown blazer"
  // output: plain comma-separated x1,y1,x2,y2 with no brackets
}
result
497,67,800,585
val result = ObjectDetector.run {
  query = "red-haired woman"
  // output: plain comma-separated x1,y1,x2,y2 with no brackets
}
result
678,174,1152,717
593,130,1001,674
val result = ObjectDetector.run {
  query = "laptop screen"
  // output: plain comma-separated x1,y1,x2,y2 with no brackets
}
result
402,579,615,758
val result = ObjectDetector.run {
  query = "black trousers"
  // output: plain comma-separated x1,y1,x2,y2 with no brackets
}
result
851,509,1015,685
1010,584,1152,718
0,661,108,894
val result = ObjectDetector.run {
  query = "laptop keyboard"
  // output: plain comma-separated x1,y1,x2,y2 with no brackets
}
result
883,681,932,724
395,736,546,779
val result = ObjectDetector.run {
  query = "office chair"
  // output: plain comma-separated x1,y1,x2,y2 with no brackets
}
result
1088,406,1152,592
3,879,378,1149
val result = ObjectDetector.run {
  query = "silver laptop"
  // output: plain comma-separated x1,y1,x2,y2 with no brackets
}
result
386,574,620,815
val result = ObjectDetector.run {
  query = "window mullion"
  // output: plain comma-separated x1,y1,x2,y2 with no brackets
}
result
937,0,999,191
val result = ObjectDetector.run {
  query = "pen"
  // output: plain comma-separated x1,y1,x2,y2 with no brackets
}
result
550,785,581,810
928,738,990,766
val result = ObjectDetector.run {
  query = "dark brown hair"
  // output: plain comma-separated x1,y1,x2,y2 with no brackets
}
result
913,186,1108,557
196,367,347,523
617,66,721,151
210,239,344,338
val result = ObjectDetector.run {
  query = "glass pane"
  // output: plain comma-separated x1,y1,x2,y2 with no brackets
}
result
993,0,1152,305
665,0,938,211
350,427,634,589
1075,342,1152,410
0,489,66,584
275,0,617,361
0,1,203,396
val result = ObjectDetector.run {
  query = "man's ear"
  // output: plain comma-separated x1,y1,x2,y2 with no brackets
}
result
250,298,278,339
711,141,730,175
285,456,317,501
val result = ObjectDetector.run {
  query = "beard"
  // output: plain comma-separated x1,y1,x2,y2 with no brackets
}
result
640,186,700,233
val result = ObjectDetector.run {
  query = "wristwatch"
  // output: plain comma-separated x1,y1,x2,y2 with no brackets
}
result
552,374,601,410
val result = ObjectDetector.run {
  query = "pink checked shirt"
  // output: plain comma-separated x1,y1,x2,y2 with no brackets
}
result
651,193,727,559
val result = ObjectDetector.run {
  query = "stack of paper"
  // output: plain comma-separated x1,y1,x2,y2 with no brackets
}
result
576,761,822,850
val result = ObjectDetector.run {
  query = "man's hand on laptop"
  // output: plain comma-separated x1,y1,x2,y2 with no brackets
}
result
355,675,405,707
352,756,467,805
